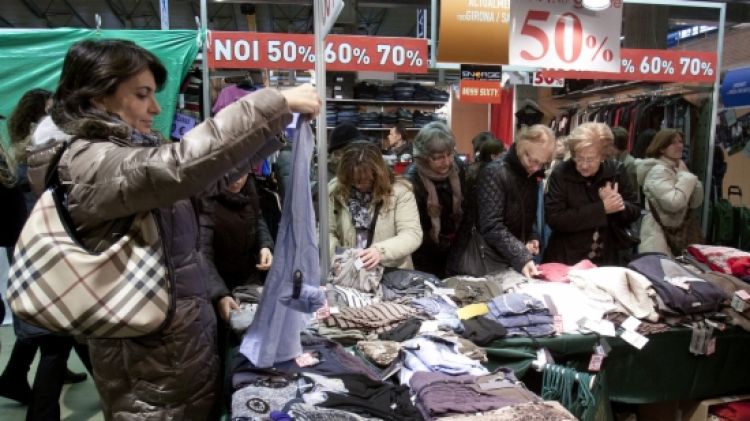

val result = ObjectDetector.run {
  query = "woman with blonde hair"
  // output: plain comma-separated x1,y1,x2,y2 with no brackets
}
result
475,124,556,277
329,141,422,269
544,122,640,265
636,128,703,256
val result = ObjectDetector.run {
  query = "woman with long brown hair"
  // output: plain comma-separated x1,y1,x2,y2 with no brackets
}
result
637,128,703,256
329,141,422,270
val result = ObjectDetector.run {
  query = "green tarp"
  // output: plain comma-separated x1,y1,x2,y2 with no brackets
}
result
0,28,200,144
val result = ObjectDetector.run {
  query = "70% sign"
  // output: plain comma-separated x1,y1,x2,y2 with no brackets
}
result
621,56,715,77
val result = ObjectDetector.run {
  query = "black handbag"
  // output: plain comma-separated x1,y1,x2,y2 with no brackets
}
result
456,226,508,277
611,223,640,249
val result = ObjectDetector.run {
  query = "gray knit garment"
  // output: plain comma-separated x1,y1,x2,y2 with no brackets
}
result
231,382,299,420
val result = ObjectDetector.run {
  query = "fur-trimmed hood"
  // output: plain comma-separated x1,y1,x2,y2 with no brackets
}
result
31,116,72,147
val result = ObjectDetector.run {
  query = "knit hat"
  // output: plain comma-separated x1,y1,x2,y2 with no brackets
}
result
329,123,362,153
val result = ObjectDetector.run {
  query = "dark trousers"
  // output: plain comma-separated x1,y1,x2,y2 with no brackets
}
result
25,337,92,421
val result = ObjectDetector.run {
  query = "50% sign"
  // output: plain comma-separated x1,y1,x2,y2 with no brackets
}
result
509,2,622,72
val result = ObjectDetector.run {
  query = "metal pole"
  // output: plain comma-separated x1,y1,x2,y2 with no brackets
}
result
701,2,725,234
200,0,210,120
430,0,437,67
624,0,724,235
314,0,330,280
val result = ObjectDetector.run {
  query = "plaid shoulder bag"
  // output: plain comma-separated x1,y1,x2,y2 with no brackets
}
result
7,140,173,338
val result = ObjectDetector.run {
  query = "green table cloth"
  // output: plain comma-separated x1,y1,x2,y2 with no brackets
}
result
485,327,750,404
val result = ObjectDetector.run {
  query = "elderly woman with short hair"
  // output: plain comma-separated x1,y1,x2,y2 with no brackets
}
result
544,122,640,265
405,121,464,278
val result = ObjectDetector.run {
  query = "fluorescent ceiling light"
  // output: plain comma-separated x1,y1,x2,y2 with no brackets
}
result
582,0,611,11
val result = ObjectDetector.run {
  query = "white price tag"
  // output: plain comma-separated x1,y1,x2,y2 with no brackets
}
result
553,315,564,335
731,293,749,312
588,353,604,372
509,1,622,72
706,337,716,356
621,316,642,332
583,319,616,337
620,329,649,350
315,299,331,320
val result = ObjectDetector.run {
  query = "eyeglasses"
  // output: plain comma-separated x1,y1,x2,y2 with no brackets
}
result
572,156,601,165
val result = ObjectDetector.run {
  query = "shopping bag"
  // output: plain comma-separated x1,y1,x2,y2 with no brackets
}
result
711,186,736,246
728,186,750,251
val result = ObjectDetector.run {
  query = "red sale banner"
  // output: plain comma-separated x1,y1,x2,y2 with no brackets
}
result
208,31,428,73
459,79,503,104
539,49,717,83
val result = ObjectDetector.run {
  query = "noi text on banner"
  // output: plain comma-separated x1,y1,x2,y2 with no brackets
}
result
208,31,428,74
509,0,622,72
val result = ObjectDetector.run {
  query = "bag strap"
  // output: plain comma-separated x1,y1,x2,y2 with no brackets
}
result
43,140,72,190
647,199,667,228
366,202,383,248
728,185,743,206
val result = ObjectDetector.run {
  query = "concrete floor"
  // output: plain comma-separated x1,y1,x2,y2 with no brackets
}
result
0,325,104,420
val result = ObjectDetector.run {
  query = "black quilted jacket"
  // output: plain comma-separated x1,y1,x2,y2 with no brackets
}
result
543,159,640,265
476,143,542,272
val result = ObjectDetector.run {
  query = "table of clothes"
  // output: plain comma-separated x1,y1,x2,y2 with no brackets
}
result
226,244,750,421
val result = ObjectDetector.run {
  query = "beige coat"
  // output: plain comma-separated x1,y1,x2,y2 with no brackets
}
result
329,178,423,269
636,157,703,256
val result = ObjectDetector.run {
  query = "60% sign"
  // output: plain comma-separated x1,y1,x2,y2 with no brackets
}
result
621,56,715,77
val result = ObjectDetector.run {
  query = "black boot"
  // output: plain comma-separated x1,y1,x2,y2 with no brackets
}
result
0,374,32,405
63,368,87,384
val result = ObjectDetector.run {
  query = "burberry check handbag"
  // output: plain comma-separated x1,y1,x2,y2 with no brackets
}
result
6,141,172,338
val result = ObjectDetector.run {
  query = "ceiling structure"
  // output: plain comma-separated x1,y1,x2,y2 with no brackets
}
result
1,1,748,34
0,0,429,34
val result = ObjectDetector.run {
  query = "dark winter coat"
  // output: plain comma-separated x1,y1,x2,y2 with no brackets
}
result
405,159,465,278
26,89,291,420
200,176,274,296
543,159,640,265
476,143,542,273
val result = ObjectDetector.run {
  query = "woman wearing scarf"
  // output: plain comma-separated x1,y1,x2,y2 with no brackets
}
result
329,141,422,270
405,122,465,278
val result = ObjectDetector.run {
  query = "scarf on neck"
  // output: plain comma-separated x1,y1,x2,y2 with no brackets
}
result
416,160,463,243
131,130,162,147
348,187,374,230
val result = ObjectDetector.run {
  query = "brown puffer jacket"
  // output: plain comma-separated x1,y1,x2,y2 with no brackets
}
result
27,89,291,420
